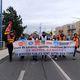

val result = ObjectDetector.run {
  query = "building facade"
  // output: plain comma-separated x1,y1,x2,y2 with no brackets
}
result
55,21,80,36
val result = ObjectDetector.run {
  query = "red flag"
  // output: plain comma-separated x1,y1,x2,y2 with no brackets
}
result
5,21,12,32
4,21,13,35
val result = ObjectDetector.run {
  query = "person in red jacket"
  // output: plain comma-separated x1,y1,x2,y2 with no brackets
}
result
58,30,66,41
72,33,79,60
58,30,66,58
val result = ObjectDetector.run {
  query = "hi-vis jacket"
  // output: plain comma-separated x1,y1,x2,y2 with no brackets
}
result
73,37,79,48
58,35,66,41
7,35,15,44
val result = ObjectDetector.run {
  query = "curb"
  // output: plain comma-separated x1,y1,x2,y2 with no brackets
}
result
77,50,80,53
0,55,9,64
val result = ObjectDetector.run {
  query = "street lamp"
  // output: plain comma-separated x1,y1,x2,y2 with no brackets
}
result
0,0,2,47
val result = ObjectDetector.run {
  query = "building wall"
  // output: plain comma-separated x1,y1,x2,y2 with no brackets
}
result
62,25,68,35
75,21,80,34
55,21,80,36
55,27,63,35
55,25,68,35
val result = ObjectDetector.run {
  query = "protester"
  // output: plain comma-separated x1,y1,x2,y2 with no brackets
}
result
19,34,27,41
58,30,66,58
40,32,47,40
53,35,57,40
72,33,79,60
79,34,80,48
6,31,15,62
47,34,51,40
66,33,71,40
28,35,32,40
40,32,47,60
18,33,27,60
32,34,39,61
58,30,66,41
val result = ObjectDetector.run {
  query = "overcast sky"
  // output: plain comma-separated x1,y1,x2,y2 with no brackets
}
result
2,0,80,34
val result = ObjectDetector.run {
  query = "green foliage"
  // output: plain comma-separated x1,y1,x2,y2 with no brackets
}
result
2,6,27,41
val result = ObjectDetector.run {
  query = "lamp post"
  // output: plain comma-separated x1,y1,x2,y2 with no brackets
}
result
39,23,42,38
0,0,2,47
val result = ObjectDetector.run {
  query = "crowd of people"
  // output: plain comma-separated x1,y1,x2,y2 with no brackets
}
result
5,30,79,62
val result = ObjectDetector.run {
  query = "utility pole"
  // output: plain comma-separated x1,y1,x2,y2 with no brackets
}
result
39,23,42,37
0,0,2,47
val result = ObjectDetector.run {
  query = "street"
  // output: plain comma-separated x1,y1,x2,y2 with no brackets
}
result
1,0,80,80
0,53,80,80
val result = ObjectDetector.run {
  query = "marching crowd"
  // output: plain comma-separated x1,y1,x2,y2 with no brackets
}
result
5,30,79,62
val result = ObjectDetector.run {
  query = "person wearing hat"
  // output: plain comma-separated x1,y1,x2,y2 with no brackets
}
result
6,31,15,62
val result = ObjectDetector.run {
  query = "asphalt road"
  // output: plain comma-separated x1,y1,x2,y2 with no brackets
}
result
0,53,80,80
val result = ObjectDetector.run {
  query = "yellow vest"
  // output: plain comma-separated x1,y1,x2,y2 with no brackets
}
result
7,37,15,44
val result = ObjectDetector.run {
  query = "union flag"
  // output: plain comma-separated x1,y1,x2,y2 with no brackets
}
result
4,21,13,35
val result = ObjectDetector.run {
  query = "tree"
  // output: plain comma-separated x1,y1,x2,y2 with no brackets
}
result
2,6,27,41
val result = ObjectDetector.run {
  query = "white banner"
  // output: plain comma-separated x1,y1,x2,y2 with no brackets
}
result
13,40,75,56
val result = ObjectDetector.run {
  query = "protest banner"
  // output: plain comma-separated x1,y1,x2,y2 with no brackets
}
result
13,40,75,56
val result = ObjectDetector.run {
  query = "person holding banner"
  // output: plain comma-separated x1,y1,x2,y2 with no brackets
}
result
32,35,39,61
58,30,66,41
58,30,66,58
28,35,33,40
18,34,27,60
72,33,79,60
19,34,27,41
66,33,71,40
40,32,47,60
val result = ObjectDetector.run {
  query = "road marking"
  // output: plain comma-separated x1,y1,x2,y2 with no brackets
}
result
49,56,71,80
17,70,25,80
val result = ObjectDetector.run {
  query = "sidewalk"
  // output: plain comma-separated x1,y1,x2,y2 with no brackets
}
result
0,49,8,60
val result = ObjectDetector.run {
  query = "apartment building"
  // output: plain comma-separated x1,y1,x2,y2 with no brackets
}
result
55,25,68,35
55,21,80,36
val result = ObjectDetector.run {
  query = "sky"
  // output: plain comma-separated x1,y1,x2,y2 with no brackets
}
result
2,0,80,34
